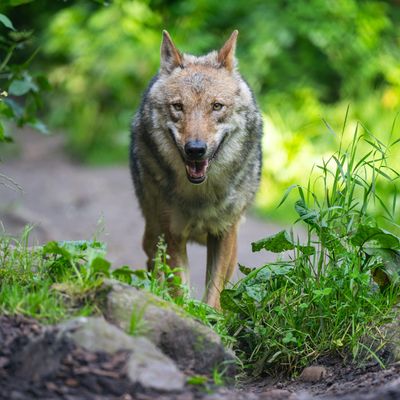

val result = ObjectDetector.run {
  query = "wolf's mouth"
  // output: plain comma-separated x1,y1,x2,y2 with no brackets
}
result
185,160,209,184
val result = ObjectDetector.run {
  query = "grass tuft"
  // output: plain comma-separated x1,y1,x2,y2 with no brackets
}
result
220,123,400,375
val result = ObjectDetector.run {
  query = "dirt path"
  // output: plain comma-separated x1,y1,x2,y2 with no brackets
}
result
0,129,283,298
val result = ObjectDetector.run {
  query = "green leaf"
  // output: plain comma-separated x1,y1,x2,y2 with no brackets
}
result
252,230,295,253
252,230,315,255
295,200,318,227
277,184,299,208
112,266,135,284
252,263,294,283
36,75,52,91
0,122,5,142
266,263,295,276
365,248,400,288
351,225,400,249
245,284,267,303
9,0,35,5
3,99,22,119
282,331,297,345
9,80,31,96
313,287,333,299
43,241,72,260
220,289,242,312
0,14,16,31
89,257,111,277
238,264,253,276
28,118,49,134
8,78,37,96
187,375,208,386
319,226,347,255
9,30,33,42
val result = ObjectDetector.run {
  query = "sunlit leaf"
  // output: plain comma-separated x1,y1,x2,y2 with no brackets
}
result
252,230,315,255
0,14,16,31
28,118,49,134
295,200,318,227
8,78,37,96
351,225,400,249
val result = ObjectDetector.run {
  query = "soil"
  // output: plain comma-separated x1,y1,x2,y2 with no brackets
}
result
1,315,400,400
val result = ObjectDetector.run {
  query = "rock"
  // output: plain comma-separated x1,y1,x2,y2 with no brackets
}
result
59,316,185,391
99,279,236,375
9,329,72,381
299,366,327,382
380,309,400,362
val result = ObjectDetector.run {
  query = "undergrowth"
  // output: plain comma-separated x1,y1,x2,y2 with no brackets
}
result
0,226,228,338
220,120,400,375
0,118,399,377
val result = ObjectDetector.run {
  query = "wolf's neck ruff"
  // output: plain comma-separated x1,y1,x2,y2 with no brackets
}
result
130,30,263,309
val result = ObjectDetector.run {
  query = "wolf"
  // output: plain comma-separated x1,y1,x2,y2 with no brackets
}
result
130,30,263,309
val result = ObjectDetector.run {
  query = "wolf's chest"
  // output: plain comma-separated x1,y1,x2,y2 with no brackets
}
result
169,188,240,239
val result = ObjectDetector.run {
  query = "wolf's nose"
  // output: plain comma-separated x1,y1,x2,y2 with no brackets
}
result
184,140,207,159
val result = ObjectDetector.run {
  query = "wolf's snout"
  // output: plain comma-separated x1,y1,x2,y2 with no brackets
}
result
184,140,207,160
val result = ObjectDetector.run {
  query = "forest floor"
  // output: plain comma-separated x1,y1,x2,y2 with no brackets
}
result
1,129,400,399
1,314,400,400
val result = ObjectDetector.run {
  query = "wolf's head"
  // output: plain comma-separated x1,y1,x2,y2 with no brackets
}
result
149,30,254,185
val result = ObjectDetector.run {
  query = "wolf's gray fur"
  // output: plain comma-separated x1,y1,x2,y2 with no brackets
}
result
130,30,263,307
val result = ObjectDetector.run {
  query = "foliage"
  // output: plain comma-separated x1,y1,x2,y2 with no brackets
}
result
2,1,397,188
0,228,119,322
0,6,50,144
0,226,78,322
220,125,400,375
0,227,230,343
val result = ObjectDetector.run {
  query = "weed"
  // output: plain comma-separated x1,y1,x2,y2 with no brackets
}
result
128,305,148,336
0,227,69,322
115,236,234,344
0,228,102,322
221,122,400,375
186,368,226,393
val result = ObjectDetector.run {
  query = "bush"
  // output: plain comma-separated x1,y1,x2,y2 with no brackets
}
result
221,124,400,374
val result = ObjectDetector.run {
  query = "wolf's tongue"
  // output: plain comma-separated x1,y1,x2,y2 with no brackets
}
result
185,160,209,179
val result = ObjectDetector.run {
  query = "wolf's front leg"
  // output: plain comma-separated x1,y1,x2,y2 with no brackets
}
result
143,219,189,287
163,230,189,288
204,222,238,309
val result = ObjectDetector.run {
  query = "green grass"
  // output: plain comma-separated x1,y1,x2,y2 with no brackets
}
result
0,227,104,323
220,121,400,375
0,227,68,323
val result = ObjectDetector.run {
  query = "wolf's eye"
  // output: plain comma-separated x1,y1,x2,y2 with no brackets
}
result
212,102,224,111
172,103,183,112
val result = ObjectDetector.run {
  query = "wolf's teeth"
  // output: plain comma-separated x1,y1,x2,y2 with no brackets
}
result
185,159,209,179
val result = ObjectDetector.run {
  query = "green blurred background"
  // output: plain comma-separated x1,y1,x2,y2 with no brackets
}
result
1,0,400,223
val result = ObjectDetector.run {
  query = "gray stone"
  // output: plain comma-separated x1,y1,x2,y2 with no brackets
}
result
99,279,236,375
298,366,327,382
10,330,72,381
58,316,185,391
379,308,400,363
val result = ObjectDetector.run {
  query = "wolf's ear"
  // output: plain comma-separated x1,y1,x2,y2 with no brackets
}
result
161,30,183,73
217,30,238,72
